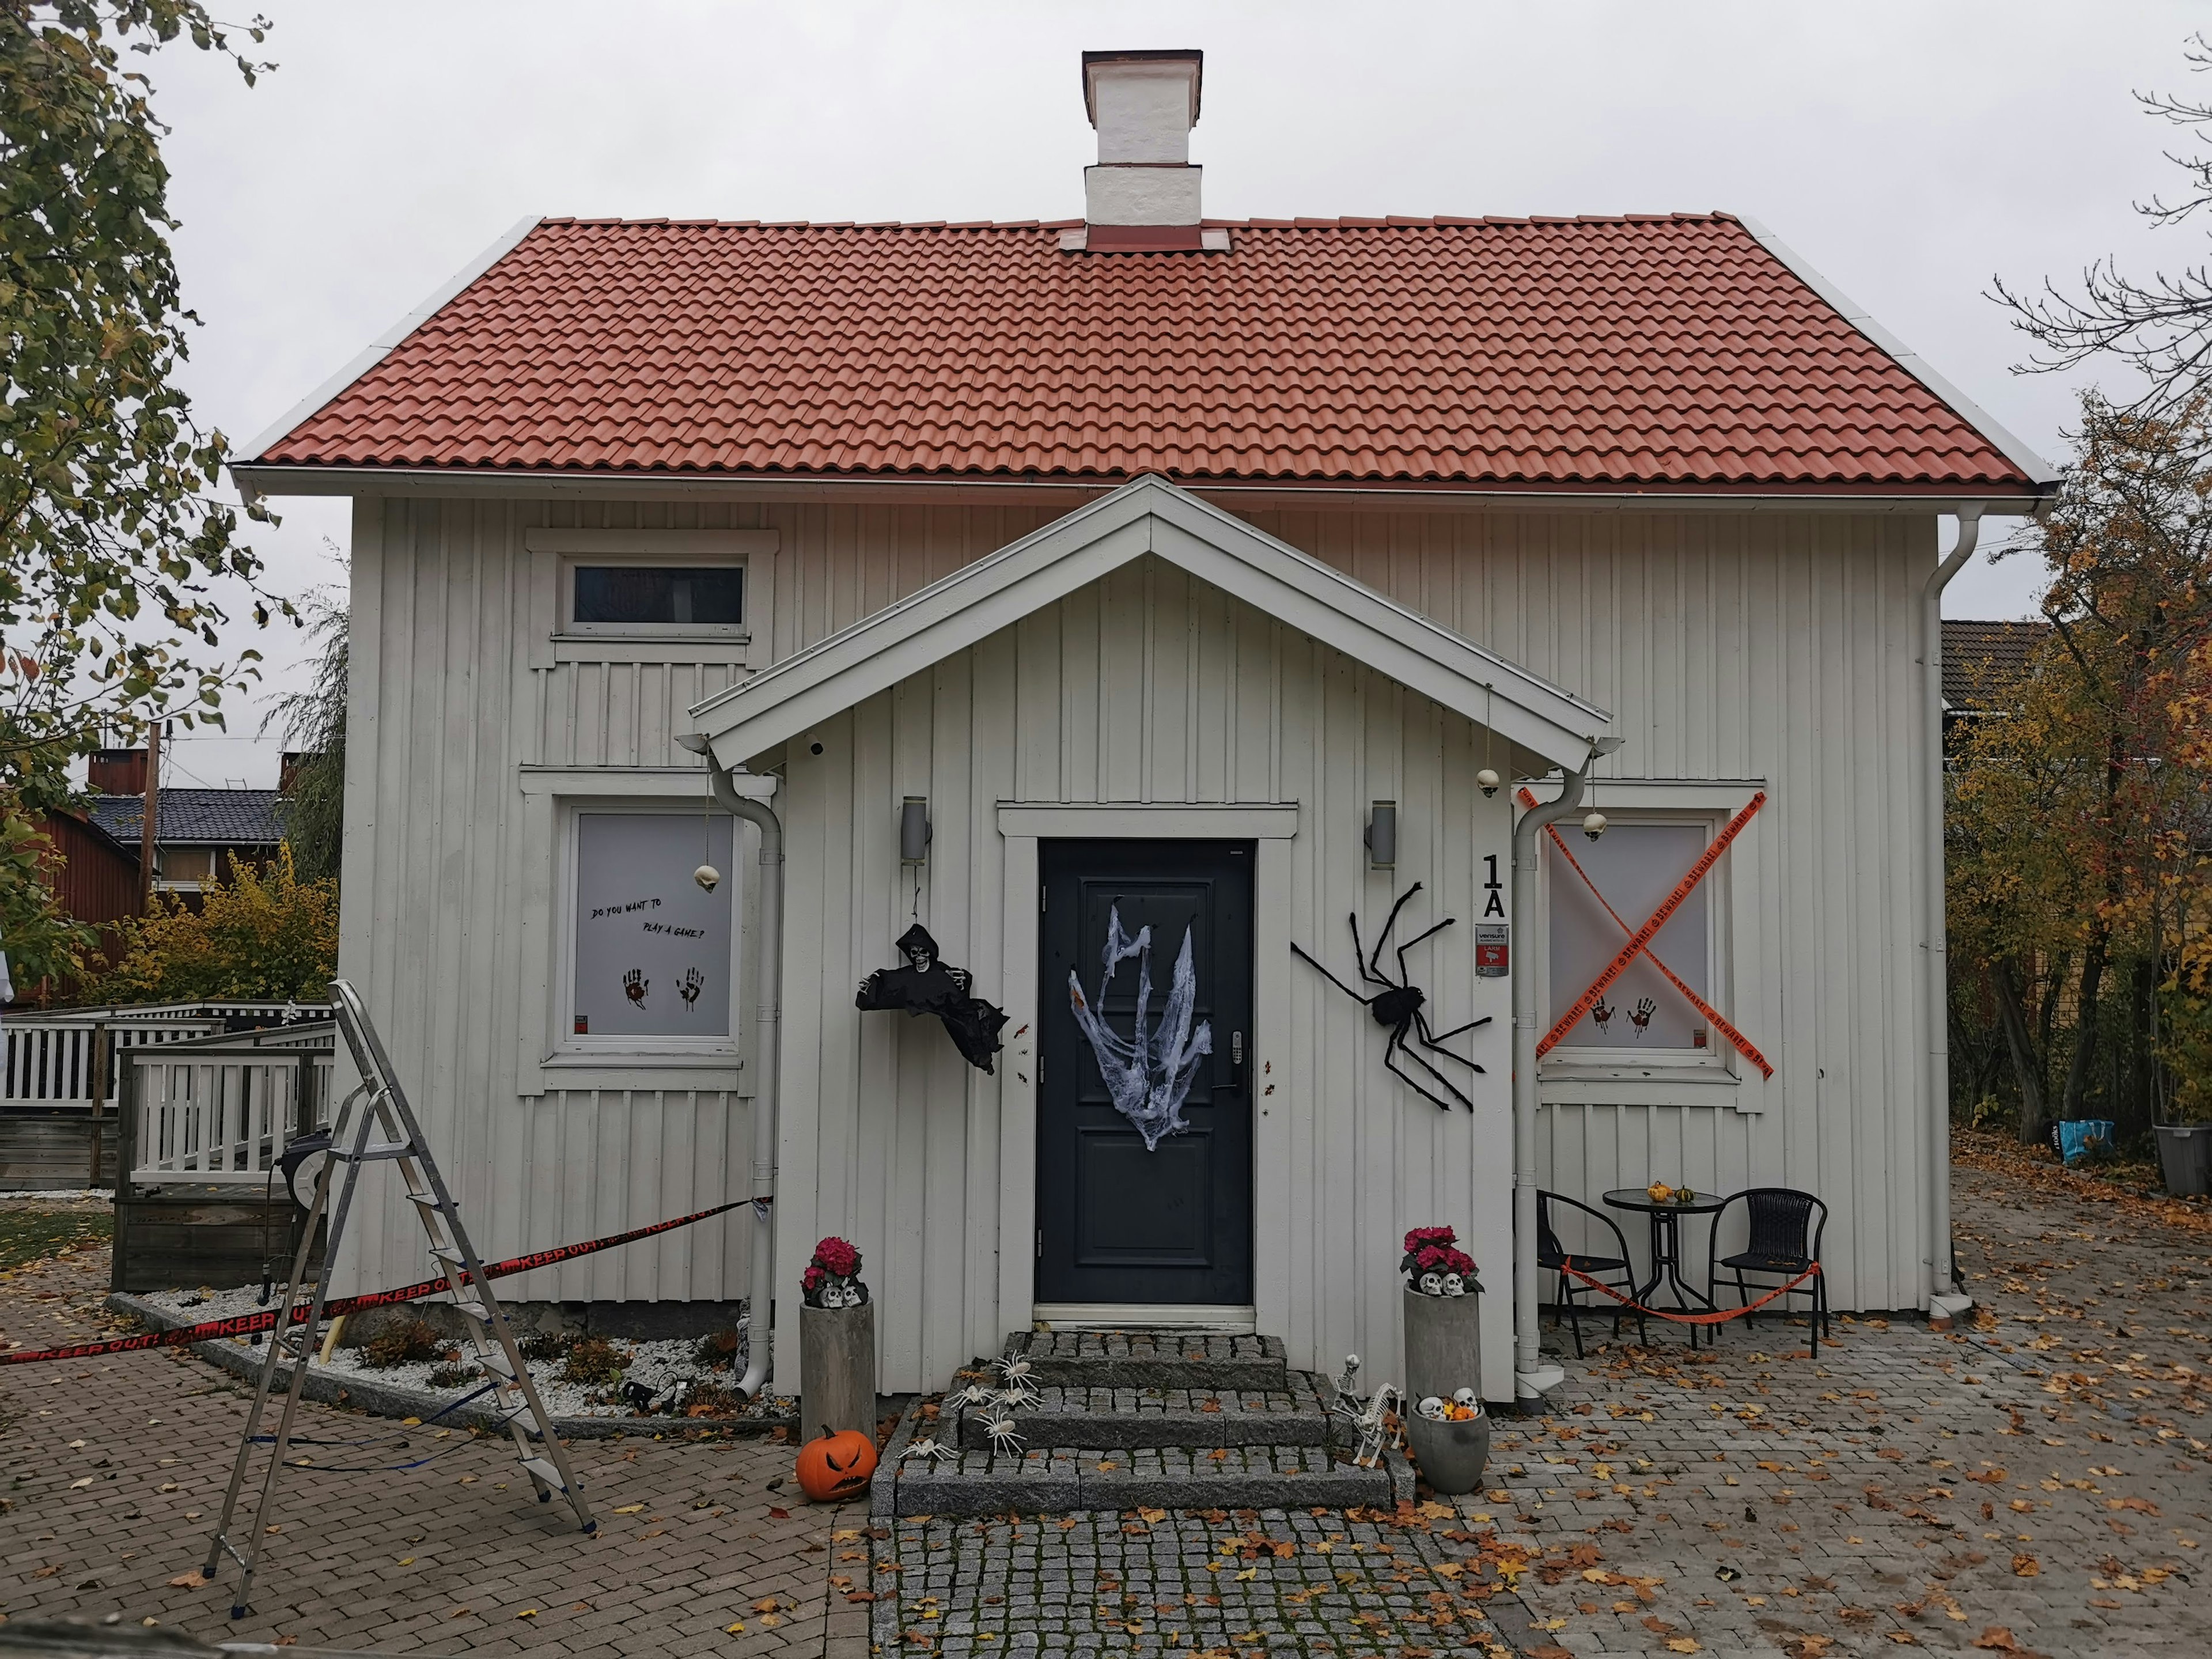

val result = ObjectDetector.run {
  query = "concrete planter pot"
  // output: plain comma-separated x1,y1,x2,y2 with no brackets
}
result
2155,1124,2212,1197
798,1300,877,1438
1403,1285,1481,1409
1404,1408,1493,1495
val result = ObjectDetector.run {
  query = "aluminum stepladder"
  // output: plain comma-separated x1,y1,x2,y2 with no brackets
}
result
205,978,594,1618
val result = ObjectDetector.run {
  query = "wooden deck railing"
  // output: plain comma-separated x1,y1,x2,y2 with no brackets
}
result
124,1039,338,1187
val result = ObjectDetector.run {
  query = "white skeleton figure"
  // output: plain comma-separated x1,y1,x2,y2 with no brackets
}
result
980,1410,1026,1457
898,1435,957,1468
1331,1354,1362,1414
1347,1384,1404,1468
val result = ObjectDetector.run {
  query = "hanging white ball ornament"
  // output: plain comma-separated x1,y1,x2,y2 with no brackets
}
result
694,863,722,892
1581,811,1608,841
1476,767,1501,798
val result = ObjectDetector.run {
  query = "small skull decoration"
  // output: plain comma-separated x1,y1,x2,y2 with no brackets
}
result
1417,1271,1445,1297
1440,1272,1465,1297
1452,1387,1479,1409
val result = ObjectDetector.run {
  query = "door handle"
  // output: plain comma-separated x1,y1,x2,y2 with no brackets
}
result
1231,1031,1244,1067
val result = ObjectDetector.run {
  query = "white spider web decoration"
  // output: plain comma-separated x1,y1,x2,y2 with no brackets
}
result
1067,903,1214,1151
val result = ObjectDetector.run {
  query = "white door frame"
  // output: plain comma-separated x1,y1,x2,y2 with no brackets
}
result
994,803,1299,1340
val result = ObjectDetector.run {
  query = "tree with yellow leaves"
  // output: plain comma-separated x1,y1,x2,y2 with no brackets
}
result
96,843,337,1003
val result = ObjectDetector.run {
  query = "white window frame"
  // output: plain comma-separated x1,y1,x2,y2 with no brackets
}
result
513,767,775,1097
523,527,778,669
1531,778,1770,1113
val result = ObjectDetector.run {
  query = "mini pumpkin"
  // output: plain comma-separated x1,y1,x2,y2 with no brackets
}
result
794,1425,878,1503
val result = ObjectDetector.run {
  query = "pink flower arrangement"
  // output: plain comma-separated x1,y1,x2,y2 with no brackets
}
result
1400,1225,1480,1293
803,1236,869,1308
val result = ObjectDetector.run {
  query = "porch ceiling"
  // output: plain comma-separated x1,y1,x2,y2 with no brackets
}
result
686,475,1612,771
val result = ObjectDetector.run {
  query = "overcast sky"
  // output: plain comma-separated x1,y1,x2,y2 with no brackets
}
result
140,0,2202,785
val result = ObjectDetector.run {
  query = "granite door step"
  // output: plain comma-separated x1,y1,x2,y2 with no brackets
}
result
1005,1329,1290,1392
871,1330,1414,1517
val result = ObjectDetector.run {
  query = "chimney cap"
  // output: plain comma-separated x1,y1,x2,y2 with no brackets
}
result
1081,49,1202,127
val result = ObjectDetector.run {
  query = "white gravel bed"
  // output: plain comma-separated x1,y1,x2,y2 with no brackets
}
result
143,1282,791,1421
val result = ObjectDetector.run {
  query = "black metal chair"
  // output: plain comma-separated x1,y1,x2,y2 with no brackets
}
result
1537,1190,1646,1355
1705,1187,1830,1355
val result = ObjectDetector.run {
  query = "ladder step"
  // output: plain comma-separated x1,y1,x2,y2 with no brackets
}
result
404,1189,445,1209
519,1457,570,1492
473,1346,516,1378
448,1298,490,1323
335,1141,419,1161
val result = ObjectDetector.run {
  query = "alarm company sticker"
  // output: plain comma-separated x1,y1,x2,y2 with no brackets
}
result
1474,922,1509,977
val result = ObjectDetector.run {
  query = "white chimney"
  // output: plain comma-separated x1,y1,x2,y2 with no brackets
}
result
1069,50,1227,253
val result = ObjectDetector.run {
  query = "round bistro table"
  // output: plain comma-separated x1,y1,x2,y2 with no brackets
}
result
1601,1188,1729,1347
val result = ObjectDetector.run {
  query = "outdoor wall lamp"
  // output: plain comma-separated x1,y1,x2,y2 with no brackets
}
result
1365,801,1397,869
900,797,932,863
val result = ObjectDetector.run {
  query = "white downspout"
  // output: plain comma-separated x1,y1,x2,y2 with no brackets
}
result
1923,507,1982,1324
1513,756,1590,1397
705,760,785,1397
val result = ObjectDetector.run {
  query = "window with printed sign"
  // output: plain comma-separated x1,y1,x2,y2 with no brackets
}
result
1546,819,1716,1058
569,812,737,1048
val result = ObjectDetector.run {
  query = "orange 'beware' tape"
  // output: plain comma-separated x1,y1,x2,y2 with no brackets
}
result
1520,787,1774,1078
1533,790,1767,1059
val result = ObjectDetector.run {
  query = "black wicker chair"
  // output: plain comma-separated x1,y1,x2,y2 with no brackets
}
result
1705,1187,1830,1355
1537,1191,1646,1355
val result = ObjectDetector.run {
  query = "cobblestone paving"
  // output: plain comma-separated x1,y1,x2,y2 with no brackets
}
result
0,1205,870,1658
4,1158,2207,1658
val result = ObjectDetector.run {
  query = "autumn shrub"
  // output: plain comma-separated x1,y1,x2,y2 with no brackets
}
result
683,1381,741,1418
518,1330,573,1365
2161,941,2212,1124
561,1335,632,1385
426,1363,476,1389
359,1318,453,1370
95,844,338,1002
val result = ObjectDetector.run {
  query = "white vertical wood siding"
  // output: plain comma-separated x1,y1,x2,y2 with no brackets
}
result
339,494,1933,1384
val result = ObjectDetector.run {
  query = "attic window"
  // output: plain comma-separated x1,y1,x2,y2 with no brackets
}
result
571,565,745,632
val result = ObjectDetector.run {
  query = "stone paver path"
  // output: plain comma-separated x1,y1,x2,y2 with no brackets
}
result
3,1154,2206,1657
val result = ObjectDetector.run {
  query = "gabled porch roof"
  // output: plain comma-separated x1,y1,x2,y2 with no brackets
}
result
686,475,1610,770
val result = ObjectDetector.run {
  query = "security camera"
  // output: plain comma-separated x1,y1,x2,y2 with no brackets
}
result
1582,811,1608,841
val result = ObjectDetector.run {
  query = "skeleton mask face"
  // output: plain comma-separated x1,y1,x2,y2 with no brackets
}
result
1441,1272,1465,1297
1417,1271,1444,1296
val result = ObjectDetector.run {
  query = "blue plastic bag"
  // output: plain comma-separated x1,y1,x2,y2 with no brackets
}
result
2056,1119,2116,1165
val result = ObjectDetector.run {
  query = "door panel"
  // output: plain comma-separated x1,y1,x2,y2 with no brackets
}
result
1037,839,1254,1305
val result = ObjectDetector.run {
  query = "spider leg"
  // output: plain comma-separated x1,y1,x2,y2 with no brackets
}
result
1412,1007,1489,1072
1365,884,1425,982
1382,1025,1468,1111
1394,916,1455,986
1290,941,1380,1007
1424,1012,1495,1045
1394,1026,1479,1108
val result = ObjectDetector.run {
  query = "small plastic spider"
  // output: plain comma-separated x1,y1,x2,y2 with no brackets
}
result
979,1410,1025,1457
948,1381,995,1411
1291,884,1491,1111
995,1381,1039,1410
898,1435,956,1468
993,1355,1034,1390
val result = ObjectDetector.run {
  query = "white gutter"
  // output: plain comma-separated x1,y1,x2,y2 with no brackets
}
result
1923,508,1983,1327
698,755,785,1397
1512,755,1593,1398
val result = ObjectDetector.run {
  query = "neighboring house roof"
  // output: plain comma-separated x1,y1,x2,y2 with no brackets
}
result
688,474,1611,772
1942,618,2050,712
88,789,287,847
245,214,2047,498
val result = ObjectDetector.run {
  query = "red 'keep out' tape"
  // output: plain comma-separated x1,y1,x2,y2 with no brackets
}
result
1558,1255,1820,1325
0,1198,756,1368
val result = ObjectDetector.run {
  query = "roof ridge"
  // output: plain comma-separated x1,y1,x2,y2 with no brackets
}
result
531,212,1744,232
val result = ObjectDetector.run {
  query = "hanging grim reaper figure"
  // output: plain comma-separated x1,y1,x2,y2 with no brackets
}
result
857,923,1009,1073
1067,904,1213,1151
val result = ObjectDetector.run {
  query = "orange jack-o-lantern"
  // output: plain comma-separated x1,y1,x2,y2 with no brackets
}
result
795,1426,878,1503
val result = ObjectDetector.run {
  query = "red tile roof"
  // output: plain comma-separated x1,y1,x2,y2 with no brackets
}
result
254,214,2037,494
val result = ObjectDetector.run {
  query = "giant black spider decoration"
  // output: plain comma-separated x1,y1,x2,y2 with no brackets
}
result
1290,883,1491,1112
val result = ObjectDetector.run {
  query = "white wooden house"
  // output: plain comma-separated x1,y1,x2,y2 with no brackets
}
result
236,49,2052,1403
